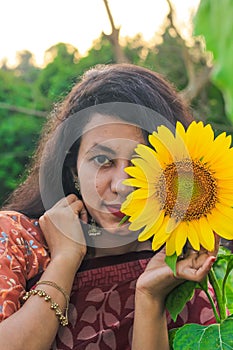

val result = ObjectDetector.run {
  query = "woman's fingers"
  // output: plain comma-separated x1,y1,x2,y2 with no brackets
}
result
50,194,88,222
176,254,216,282
69,200,88,223
52,194,79,208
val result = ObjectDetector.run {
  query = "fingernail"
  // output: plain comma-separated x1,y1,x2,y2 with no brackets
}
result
210,256,216,265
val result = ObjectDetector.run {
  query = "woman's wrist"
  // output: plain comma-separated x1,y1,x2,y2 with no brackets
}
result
135,287,166,313
49,251,85,274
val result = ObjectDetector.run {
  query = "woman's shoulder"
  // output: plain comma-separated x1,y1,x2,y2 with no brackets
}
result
0,210,47,247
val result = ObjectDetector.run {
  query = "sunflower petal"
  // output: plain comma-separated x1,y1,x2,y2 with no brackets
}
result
124,166,147,181
165,231,177,256
138,211,165,240
187,221,200,251
207,209,233,240
135,144,161,170
195,217,215,251
175,223,188,256
149,133,173,166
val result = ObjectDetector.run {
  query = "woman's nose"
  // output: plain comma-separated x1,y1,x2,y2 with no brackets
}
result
111,161,131,196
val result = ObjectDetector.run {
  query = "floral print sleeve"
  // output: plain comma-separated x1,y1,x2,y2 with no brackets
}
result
0,211,50,321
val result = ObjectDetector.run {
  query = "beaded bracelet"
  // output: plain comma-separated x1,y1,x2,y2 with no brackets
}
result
36,280,70,305
23,289,68,326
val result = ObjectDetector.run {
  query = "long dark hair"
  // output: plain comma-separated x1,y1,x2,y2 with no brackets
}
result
2,64,193,218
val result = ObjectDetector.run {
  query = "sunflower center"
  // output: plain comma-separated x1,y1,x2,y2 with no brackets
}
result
156,159,218,221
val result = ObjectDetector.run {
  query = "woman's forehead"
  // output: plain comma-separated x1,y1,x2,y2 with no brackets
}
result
82,113,144,140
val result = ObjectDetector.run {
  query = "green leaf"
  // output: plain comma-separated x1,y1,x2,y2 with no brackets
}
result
173,318,233,349
194,0,233,121
198,276,208,292
166,281,196,322
168,328,178,350
165,253,178,276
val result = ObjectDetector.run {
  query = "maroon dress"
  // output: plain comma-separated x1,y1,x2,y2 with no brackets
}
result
0,211,217,350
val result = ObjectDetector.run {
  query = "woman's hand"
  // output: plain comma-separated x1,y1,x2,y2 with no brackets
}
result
132,240,219,350
39,194,88,265
136,245,218,303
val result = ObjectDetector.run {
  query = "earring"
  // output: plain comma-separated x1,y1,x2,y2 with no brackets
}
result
88,218,101,236
73,175,81,195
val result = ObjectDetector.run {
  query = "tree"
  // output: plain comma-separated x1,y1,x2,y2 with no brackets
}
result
102,0,130,63
37,43,80,101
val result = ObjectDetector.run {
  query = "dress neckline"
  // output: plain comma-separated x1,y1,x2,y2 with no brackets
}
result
79,250,154,272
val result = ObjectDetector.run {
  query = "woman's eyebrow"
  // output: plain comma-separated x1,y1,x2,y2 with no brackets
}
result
87,144,116,156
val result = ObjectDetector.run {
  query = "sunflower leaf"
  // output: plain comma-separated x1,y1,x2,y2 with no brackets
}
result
165,253,178,276
172,318,233,349
166,281,197,322
168,328,178,349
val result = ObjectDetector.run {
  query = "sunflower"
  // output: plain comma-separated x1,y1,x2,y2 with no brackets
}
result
121,121,233,256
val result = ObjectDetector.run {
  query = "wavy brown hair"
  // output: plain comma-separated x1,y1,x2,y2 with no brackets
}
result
2,64,193,218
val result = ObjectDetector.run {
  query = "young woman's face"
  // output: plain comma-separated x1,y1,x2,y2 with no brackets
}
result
76,114,145,235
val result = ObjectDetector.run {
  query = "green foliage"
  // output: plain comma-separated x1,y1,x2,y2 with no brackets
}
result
173,319,233,349
213,247,233,314
144,27,189,91
0,115,44,202
165,253,178,276
166,281,196,322
169,247,233,349
194,0,233,122
37,42,81,101
0,65,46,204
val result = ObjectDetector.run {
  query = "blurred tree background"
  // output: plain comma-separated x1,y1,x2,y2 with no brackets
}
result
0,0,232,206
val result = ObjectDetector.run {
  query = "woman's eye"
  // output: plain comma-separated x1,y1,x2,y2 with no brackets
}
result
94,155,112,166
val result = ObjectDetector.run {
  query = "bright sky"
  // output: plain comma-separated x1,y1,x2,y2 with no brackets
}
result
1,0,200,67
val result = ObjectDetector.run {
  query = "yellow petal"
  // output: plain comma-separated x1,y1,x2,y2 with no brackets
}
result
165,231,177,256
121,195,146,216
130,158,160,184
151,217,170,251
215,202,233,220
130,188,156,200
156,125,189,161
135,144,161,171
186,122,214,160
124,166,147,181
166,217,180,234
129,198,161,229
123,178,149,188
149,133,172,166
187,221,200,251
176,121,186,143
218,190,233,206
202,133,232,164
207,209,233,240
152,232,168,251
191,218,214,251
175,223,188,256
138,211,165,240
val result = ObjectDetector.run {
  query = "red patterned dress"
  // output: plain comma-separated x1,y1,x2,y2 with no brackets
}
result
0,211,217,350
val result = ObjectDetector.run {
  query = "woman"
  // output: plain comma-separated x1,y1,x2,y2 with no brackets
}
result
0,64,217,350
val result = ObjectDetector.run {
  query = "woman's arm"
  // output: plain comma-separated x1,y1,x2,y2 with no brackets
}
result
0,194,87,350
132,249,217,350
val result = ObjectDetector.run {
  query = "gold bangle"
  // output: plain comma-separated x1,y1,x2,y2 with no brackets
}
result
23,289,68,326
36,280,70,305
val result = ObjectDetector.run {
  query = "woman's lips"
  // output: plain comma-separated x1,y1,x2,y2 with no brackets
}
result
105,205,126,219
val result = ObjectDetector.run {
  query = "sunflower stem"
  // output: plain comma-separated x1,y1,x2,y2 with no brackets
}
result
208,268,227,321
222,272,228,306
204,288,221,323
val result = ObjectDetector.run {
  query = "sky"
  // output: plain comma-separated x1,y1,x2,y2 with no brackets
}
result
1,0,200,67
